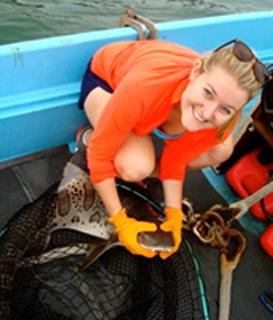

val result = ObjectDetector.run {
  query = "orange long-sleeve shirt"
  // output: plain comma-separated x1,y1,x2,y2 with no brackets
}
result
87,40,222,183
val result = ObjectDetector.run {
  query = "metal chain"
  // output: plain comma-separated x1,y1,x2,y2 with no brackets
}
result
183,201,245,253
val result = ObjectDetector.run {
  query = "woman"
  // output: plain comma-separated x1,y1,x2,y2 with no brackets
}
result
77,38,267,259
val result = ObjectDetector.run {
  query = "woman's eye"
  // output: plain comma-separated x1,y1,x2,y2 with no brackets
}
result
221,106,232,115
204,88,212,98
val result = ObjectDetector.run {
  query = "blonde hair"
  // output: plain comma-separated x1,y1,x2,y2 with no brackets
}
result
200,46,261,140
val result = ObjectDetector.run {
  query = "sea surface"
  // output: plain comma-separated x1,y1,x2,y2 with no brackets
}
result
1,0,273,45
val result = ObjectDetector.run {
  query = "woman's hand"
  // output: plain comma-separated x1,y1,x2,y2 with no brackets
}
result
109,208,158,258
159,207,184,259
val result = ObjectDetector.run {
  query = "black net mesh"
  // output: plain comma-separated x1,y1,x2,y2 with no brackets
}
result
0,181,207,320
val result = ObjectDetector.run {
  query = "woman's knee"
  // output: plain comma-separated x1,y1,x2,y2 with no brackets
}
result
213,135,234,163
187,136,234,169
115,154,155,182
206,136,234,165
114,135,156,182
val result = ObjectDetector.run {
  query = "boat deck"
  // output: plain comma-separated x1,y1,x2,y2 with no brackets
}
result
0,146,272,320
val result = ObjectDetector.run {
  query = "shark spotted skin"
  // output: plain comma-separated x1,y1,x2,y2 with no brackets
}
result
0,162,174,318
50,163,174,268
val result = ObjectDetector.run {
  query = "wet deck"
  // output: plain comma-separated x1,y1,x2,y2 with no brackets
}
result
0,146,272,320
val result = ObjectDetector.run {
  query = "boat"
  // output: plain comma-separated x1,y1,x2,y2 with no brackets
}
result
1,9,273,164
0,9,273,320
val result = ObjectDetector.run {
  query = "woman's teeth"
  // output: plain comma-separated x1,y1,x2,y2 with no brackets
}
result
193,108,206,123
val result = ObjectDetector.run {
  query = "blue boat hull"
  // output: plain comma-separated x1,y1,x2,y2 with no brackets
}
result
1,10,273,163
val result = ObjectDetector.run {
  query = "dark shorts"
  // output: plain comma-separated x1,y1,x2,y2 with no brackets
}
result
151,133,165,160
78,58,114,109
77,59,165,159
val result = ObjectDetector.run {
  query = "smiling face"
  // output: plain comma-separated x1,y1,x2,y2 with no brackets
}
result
180,61,249,132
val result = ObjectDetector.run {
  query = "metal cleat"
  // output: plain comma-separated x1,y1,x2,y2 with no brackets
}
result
119,8,158,40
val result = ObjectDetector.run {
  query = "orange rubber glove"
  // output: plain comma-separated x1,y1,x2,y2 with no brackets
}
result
109,208,158,258
159,207,183,260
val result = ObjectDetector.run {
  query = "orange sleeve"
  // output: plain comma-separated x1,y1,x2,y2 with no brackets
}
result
87,70,151,183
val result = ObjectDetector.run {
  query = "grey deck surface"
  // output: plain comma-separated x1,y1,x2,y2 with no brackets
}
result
0,146,272,320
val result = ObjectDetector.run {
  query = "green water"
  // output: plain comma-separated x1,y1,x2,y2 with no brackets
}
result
1,0,273,45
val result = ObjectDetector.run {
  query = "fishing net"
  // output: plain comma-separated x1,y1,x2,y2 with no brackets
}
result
0,175,209,320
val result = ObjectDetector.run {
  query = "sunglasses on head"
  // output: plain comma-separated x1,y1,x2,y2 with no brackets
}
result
214,38,271,86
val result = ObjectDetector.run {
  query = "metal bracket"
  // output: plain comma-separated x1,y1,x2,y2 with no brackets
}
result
119,8,158,40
